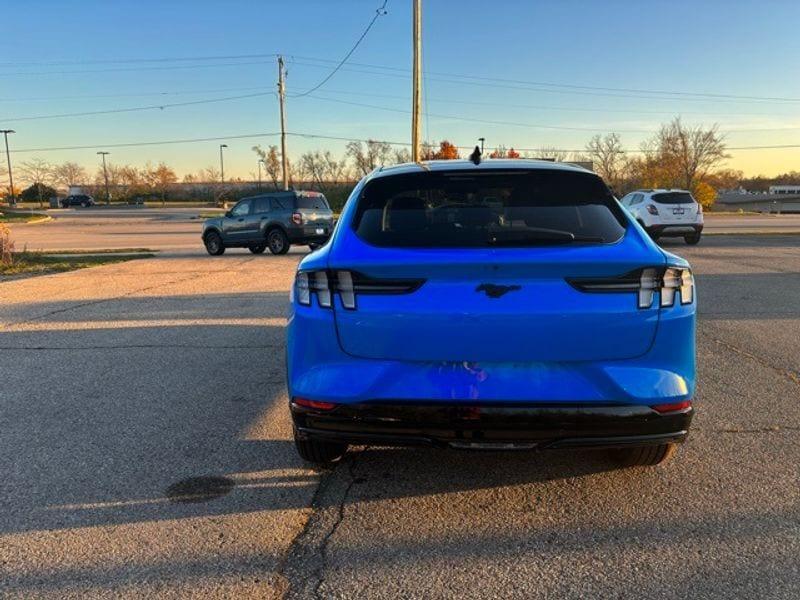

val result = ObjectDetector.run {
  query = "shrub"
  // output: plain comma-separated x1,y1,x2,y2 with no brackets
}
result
0,223,14,266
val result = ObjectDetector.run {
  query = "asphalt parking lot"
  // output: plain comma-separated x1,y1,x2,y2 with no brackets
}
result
1,232,799,598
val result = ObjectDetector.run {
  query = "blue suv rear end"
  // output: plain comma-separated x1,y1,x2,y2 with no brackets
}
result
287,160,695,467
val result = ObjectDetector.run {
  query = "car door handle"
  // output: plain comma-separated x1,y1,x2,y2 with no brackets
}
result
260,216,268,220
237,218,244,222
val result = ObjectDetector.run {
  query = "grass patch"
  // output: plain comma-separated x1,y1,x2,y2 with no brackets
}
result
0,211,50,223
1,251,155,278
44,248,155,255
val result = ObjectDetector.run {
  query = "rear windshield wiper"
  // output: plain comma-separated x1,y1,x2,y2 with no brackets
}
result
487,227,603,245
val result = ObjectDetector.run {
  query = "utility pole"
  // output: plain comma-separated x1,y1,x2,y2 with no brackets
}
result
258,158,265,190
411,0,422,162
1,129,16,206
277,56,289,190
219,144,227,183
97,151,111,205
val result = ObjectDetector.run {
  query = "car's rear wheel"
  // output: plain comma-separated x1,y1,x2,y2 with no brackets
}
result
249,244,267,254
610,443,677,467
204,231,225,256
294,433,348,465
267,229,290,255
684,232,701,245
81,201,88,207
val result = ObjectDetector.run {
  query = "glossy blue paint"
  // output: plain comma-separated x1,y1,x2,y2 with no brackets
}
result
287,162,696,408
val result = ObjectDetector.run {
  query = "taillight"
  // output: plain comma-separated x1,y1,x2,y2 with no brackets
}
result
568,266,694,309
652,400,692,414
696,203,703,215
292,397,337,411
292,212,303,225
646,204,659,215
294,269,424,309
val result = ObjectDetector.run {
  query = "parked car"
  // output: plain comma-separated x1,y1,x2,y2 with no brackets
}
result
202,191,334,255
287,159,696,467
61,194,95,208
619,189,703,244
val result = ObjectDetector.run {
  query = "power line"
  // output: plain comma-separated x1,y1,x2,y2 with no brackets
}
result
0,86,272,103
0,91,276,122
0,53,278,68
0,59,277,77
290,55,800,104
5,129,799,155
289,1,389,98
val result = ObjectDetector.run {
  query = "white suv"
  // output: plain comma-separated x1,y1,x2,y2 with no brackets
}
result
619,189,703,245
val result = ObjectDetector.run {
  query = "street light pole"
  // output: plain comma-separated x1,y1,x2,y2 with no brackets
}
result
1,129,16,206
219,144,227,183
478,137,485,154
97,151,110,205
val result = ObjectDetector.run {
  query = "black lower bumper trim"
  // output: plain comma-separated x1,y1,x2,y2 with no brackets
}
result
291,402,693,450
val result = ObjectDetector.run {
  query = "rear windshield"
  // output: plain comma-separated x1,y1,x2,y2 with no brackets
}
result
352,170,626,247
652,192,696,205
295,193,330,210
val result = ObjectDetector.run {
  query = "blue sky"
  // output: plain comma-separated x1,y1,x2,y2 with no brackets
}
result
2,0,799,179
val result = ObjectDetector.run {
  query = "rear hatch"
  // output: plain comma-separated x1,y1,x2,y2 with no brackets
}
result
295,192,334,235
652,191,698,224
329,168,663,363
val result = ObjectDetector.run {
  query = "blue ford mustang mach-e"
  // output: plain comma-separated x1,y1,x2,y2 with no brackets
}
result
287,158,695,467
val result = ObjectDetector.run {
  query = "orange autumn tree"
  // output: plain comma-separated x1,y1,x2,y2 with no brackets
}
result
422,140,460,160
489,146,520,159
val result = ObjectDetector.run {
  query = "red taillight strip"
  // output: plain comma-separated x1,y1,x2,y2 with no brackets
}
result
292,397,338,411
651,400,692,414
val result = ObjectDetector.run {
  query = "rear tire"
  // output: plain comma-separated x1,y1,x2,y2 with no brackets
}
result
610,443,677,467
684,232,701,245
294,433,348,465
204,231,225,256
267,229,290,255
249,244,267,254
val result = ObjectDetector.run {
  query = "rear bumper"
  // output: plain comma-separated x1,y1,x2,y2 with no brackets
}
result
288,226,332,244
291,402,693,449
647,224,703,237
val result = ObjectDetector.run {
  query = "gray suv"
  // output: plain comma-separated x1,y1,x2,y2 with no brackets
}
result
202,191,334,255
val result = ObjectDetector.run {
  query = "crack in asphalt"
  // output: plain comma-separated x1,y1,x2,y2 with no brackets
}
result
278,450,365,600
701,330,800,387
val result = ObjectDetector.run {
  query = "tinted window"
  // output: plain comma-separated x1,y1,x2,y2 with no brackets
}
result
253,197,270,213
652,192,695,205
352,170,626,248
231,200,251,217
271,196,289,210
295,193,330,210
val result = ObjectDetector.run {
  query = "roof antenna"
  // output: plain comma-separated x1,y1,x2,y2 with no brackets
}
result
469,145,482,165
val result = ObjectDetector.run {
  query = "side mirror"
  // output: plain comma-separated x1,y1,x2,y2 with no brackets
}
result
224,211,232,218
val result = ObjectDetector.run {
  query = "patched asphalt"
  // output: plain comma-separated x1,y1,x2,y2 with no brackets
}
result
1,235,798,598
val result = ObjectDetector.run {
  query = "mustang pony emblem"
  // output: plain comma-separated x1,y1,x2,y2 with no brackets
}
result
476,283,521,298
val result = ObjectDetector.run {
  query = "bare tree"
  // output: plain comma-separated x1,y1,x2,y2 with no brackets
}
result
533,147,569,162
19,158,54,207
656,118,729,190
52,162,88,188
585,133,626,190
143,162,178,205
252,145,282,189
346,140,392,176
392,147,411,164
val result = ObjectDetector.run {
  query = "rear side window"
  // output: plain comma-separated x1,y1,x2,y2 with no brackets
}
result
652,192,696,205
295,193,330,210
253,197,270,213
352,170,626,248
